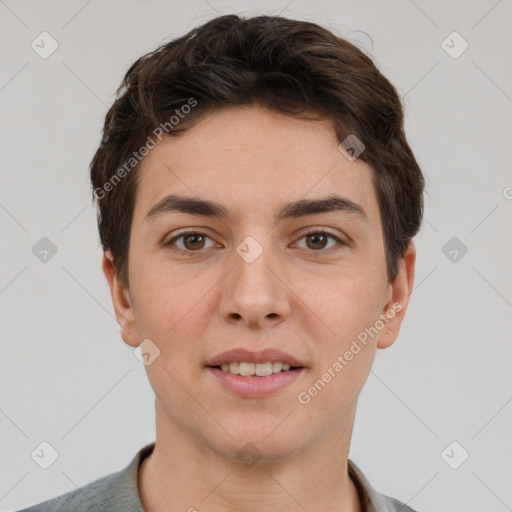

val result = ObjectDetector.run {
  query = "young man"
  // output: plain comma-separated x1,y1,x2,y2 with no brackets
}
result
19,14,424,512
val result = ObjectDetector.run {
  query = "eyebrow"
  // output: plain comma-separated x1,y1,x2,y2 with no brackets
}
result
144,194,368,223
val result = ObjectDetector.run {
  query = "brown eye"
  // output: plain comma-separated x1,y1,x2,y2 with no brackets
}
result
182,233,206,250
166,231,215,253
295,231,345,252
306,233,329,250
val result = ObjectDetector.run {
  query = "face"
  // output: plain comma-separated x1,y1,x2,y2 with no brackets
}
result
103,104,415,463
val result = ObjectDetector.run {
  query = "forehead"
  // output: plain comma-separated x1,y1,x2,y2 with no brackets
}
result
133,105,380,226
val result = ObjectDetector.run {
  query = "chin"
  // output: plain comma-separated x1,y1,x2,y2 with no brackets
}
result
207,421,306,466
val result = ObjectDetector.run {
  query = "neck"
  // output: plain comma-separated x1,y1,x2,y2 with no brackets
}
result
138,402,362,512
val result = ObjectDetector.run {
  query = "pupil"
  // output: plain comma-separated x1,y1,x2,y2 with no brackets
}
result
185,234,204,249
308,233,326,250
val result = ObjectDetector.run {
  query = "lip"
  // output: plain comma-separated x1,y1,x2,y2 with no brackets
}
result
205,348,306,368
206,366,307,398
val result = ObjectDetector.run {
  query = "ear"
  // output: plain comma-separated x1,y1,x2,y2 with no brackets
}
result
102,251,140,348
377,241,416,349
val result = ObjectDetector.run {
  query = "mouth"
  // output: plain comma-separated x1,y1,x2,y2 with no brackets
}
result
206,365,306,398
207,361,303,376
205,348,307,398
205,347,307,370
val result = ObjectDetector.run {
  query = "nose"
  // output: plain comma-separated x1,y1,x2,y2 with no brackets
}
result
218,239,292,330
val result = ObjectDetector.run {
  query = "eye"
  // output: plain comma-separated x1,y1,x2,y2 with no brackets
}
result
165,231,216,253
165,229,347,255
294,230,346,252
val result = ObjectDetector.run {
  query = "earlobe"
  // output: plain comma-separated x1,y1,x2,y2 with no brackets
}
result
101,252,140,348
377,241,416,349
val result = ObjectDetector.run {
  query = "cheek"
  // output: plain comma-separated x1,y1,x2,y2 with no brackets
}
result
131,256,196,330
130,264,216,368
300,270,384,346
300,281,381,411
295,273,383,403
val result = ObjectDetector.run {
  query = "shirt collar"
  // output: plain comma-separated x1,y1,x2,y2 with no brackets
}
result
348,458,403,512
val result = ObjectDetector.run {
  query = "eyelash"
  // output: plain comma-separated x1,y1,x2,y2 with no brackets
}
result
165,230,347,255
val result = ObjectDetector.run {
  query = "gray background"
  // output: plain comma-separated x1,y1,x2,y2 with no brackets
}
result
1,1,511,511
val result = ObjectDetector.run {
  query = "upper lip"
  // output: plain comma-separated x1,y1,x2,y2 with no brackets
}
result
206,348,306,368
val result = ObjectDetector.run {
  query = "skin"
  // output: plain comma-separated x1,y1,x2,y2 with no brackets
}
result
102,104,416,512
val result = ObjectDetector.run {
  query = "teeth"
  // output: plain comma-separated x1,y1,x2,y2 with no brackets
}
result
239,362,255,376
256,362,272,376
217,361,295,376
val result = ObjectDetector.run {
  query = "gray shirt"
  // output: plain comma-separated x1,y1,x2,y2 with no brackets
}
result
17,443,418,512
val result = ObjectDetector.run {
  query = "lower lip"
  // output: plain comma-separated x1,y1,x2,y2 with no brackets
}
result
206,367,306,398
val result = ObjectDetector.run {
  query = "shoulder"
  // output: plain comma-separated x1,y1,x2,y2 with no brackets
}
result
379,494,419,512
15,473,116,512
15,443,155,512
348,459,419,512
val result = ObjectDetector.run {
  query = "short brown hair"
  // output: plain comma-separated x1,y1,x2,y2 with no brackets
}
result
90,14,424,286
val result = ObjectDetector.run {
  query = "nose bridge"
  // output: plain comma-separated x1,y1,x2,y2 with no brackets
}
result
219,232,290,327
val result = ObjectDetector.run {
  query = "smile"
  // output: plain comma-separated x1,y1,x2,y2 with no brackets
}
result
216,361,297,376
206,365,306,398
